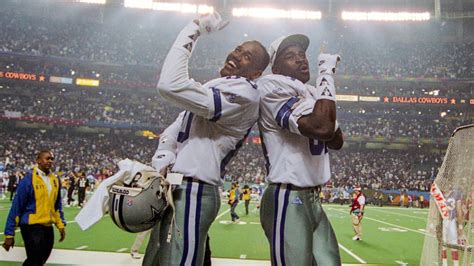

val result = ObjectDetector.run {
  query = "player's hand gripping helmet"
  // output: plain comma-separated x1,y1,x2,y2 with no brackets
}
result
108,171,169,233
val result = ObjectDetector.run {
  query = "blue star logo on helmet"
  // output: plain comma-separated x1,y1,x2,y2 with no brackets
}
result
292,196,303,205
141,205,164,225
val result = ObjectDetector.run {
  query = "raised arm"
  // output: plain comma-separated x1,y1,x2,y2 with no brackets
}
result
297,54,340,141
157,12,228,118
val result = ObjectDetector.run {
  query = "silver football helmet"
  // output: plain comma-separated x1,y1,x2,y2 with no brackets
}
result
108,172,169,233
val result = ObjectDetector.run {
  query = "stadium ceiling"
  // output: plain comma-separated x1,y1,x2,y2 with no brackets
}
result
55,0,474,19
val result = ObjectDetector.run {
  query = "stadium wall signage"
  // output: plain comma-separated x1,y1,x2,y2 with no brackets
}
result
0,71,46,81
384,96,458,105
0,70,100,87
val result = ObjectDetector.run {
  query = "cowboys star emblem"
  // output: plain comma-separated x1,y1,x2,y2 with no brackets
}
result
141,206,164,225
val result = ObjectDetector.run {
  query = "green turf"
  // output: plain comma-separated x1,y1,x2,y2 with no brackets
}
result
0,197,429,264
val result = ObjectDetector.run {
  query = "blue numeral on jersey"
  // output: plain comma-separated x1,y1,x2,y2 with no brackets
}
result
309,139,327,155
177,112,194,143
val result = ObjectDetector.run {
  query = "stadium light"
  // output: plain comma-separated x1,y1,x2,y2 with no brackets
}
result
124,0,214,14
74,0,106,4
124,0,153,9
232,7,321,20
341,11,430,21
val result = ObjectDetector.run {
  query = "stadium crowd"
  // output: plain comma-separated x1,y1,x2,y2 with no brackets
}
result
338,114,468,140
0,129,442,194
0,85,181,127
0,131,157,175
330,149,440,191
0,7,473,79
1,85,471,139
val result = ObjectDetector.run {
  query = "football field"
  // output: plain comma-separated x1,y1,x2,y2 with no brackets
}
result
0,198,428,265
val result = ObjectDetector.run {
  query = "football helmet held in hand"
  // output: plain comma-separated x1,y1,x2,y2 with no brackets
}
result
109,174,169,233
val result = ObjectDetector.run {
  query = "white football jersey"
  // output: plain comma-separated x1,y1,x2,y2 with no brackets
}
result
258,74,331,187
157,21,260,186
163,76,259,186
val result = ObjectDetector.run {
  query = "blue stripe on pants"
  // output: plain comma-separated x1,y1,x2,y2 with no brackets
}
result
180,181,193,266
191,183,204,265
279,187,290,266
272,184,281,265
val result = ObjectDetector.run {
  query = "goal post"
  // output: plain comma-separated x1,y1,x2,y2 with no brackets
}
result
421,124,474,266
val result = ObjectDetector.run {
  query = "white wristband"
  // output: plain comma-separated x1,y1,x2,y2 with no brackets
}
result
152,150,176,173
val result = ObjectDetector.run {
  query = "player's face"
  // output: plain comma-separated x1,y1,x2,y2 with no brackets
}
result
220,41,264,80
272,45,310,84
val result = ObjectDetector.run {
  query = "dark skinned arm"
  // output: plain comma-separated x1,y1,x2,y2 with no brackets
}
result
297,99,336,141
326,128,344,150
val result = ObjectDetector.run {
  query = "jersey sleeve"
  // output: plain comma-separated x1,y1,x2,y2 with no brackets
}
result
205,77,259,125
53,176,66,229
258,76,316,136
151,111,185,172
157,21,215,119
4,175,30,237
157,20,259,124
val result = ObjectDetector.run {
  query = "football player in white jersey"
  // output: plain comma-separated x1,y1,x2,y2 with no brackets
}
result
258,34,343,265
143,12,270,266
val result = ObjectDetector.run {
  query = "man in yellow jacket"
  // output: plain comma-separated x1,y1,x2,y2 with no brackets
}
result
3,150,66,265
228,182,240,223
242,185,252,215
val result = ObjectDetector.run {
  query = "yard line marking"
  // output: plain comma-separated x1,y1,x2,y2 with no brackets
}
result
329,208,430,236
369,208,426,220
240,254,247,259
116,248,128,252
364,217,428,236
0,229,20,236
338,244,366,264
76,246,88,250
215,208,231,220
395,260,408,265
328,204,429,212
